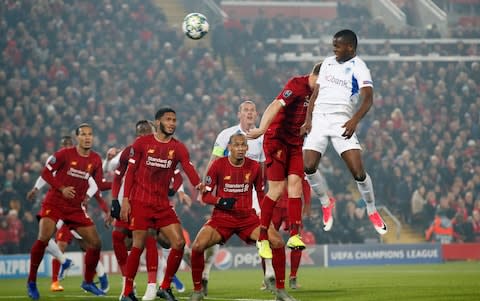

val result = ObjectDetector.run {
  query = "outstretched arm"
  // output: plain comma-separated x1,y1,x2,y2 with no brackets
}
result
246,99,283,139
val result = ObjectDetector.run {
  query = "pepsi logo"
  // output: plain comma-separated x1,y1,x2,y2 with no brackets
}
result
213,248,233,270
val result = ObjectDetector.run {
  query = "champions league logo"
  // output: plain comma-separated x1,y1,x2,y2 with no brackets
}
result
213,249,233,270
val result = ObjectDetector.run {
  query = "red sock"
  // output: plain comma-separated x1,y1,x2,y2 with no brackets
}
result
112,230,128,275
191,249,205,291
288,198,302,236
290,249,302,278
145,236,158,284
123,247,143,295
259,196,276,240
28,240,48,282
272,247,286,289
160,248,183,289
52,258,60,282
302,179,311,204
84,248,100,283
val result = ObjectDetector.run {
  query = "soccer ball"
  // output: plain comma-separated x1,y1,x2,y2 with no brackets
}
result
182,13,209,40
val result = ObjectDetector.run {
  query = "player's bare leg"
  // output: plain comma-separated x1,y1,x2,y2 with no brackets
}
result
27,217,57,300
189,225,222,300
342,149,387,235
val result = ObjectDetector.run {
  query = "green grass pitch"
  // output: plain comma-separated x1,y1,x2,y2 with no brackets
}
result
4,262,479,300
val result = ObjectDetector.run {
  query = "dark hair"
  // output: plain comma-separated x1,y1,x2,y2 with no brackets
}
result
334,29,358,50
60,135,73,146
135,119,152,135
75,123,91,135
228,132,247,145
312,62,322,75
155,107,176,120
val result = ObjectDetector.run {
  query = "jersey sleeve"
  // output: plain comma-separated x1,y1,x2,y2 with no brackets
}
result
354,60,373,88
41,149,68,190
123,140,142,199
91,155,105,194
212,130,229,157
177,142,201,187
170,169,184,193
275,78,300,107
86,176,98,197
258,136,266,162
202,159,219,205
111,148,130,199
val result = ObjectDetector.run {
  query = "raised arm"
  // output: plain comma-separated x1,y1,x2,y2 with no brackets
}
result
246,99,283,139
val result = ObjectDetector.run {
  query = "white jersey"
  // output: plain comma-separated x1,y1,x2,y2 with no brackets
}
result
109,150,125,201
212,124,265,162
314,55,373,116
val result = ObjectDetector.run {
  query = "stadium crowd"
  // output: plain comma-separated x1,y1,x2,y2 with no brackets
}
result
0,0,479,254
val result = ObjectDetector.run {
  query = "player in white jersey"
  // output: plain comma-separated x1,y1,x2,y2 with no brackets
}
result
302,29,388,235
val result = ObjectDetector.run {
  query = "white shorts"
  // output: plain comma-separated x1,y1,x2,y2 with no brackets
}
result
303,112,362,155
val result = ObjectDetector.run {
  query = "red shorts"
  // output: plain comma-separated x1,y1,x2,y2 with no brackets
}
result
56,224,74,244
39,201,94,229
206,209,259,244
264,138,304,181
272,206,289,232
130,201,180,231
114,219,131,231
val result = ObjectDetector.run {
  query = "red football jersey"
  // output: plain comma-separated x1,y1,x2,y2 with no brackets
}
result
123,134,200,207
42,147,103,208
203,156,264,212
265,75,312,146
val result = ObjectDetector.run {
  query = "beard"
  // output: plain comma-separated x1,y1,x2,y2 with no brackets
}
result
159,122,175,137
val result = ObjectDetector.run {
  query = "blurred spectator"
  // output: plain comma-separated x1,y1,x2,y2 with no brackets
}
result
0,180,19,213
452,212,474,243
411,185,427,226
0,216,8,254
6,209,23,253
338,200,369,244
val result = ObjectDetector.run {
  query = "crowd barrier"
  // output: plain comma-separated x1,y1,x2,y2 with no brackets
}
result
2,243,479,279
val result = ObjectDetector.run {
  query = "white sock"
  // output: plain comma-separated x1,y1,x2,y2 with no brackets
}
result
45,239,66,264
156,255,167,284
305,170,330,207
121,276,126,296
96,260,105,277
356,173,376,214
264,259,274,278
202,244,219,280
